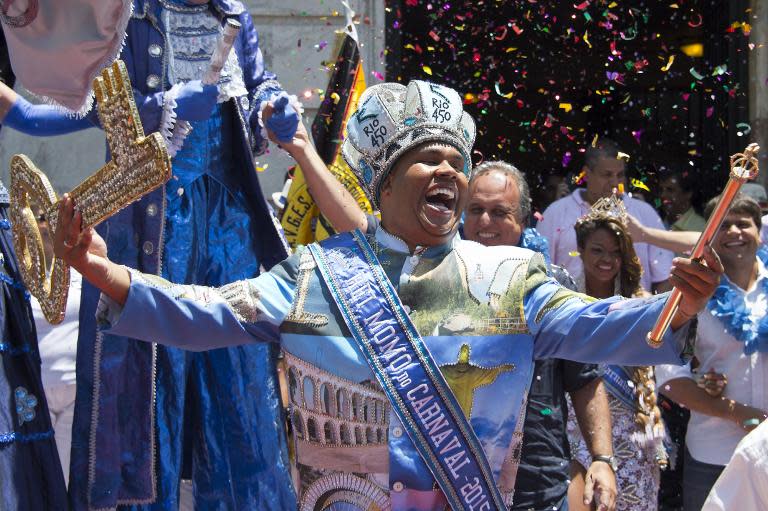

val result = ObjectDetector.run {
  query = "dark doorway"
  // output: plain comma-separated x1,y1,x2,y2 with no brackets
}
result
385,0,752,214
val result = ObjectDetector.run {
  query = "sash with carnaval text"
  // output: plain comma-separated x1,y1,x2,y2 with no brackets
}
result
309,230,506,511
602,365,638,411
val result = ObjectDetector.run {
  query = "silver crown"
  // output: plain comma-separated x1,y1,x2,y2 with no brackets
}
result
576,194,629,228
342,81,476,207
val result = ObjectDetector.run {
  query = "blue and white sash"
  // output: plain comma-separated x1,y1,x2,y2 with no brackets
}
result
309,230,506,511
602,365,638,411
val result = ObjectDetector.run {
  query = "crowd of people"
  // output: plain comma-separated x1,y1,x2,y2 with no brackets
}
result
1,2,767,511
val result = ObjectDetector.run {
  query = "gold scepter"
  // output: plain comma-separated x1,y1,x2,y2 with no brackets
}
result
10,60,171,324
647,143,760,347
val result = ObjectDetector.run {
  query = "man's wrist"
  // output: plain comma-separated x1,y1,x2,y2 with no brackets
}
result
591,454,618,472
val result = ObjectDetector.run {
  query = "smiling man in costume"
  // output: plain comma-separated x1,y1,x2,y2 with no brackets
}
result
54,80,720,511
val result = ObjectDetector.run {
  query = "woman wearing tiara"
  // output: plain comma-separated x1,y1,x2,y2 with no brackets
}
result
567,196,667,511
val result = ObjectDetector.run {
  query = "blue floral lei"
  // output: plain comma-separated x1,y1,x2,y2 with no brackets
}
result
707,245,768,354
518,227,551,266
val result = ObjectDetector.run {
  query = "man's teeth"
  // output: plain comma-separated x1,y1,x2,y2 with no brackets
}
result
724,241,746,247
426,187,455,199
478,232,498,239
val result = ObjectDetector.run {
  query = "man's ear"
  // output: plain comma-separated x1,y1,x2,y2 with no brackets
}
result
379,171,395,200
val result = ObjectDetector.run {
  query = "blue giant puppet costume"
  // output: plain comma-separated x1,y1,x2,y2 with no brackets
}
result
65,1,298,509
88,80,697,510
0,33,67,510
0,183,68,509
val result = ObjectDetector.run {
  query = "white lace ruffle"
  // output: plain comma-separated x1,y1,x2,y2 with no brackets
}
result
164,6,246,101
160,83,192,157
216,49,248,103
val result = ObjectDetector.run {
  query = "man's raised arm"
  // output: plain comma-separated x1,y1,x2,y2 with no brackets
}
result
262,104,368,233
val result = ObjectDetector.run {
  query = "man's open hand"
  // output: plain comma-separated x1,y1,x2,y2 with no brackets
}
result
584,461,617,511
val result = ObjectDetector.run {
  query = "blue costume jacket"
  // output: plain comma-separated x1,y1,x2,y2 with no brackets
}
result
70,1,294,509
96,226,690,510
0,181,68,510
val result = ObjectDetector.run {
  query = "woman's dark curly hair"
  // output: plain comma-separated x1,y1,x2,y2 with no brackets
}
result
575,216,664,462
574,215,644,298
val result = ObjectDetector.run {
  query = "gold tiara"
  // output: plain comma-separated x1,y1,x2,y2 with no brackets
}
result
576,194,629,228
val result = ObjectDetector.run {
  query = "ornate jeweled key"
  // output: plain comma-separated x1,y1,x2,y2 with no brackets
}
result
10,60,172,324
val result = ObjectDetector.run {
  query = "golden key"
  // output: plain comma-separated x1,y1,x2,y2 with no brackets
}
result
10,60,172,324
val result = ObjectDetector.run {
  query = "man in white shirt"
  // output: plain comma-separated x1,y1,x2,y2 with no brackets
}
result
702,420,768,510
28,208,80,485
537,139,673,293
655,194,768,511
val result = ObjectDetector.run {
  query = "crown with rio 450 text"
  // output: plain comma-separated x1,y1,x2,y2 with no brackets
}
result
342,81,476,208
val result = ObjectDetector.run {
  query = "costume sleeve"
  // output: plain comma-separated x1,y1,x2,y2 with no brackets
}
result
654,361,693,388
701,423,768,510
523,254,691,365
561,360,601,393
96,248,305,350
237,9,284,155
641,204,675,284
2,97,94,136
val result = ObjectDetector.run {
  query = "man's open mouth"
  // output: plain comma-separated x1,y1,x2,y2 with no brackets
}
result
424,186,457,214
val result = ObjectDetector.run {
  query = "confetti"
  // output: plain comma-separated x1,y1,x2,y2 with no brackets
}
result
540,408,553,416
384,1,740,215
689,67,705,80
494,82,514,99
568,251,581,258
631,178,650,192
688,13,703,27
736,123,751,136
660,55,675,72
422,65,433,76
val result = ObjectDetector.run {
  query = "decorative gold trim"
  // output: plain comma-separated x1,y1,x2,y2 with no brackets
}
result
534,288,594,324
285,250,329,327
